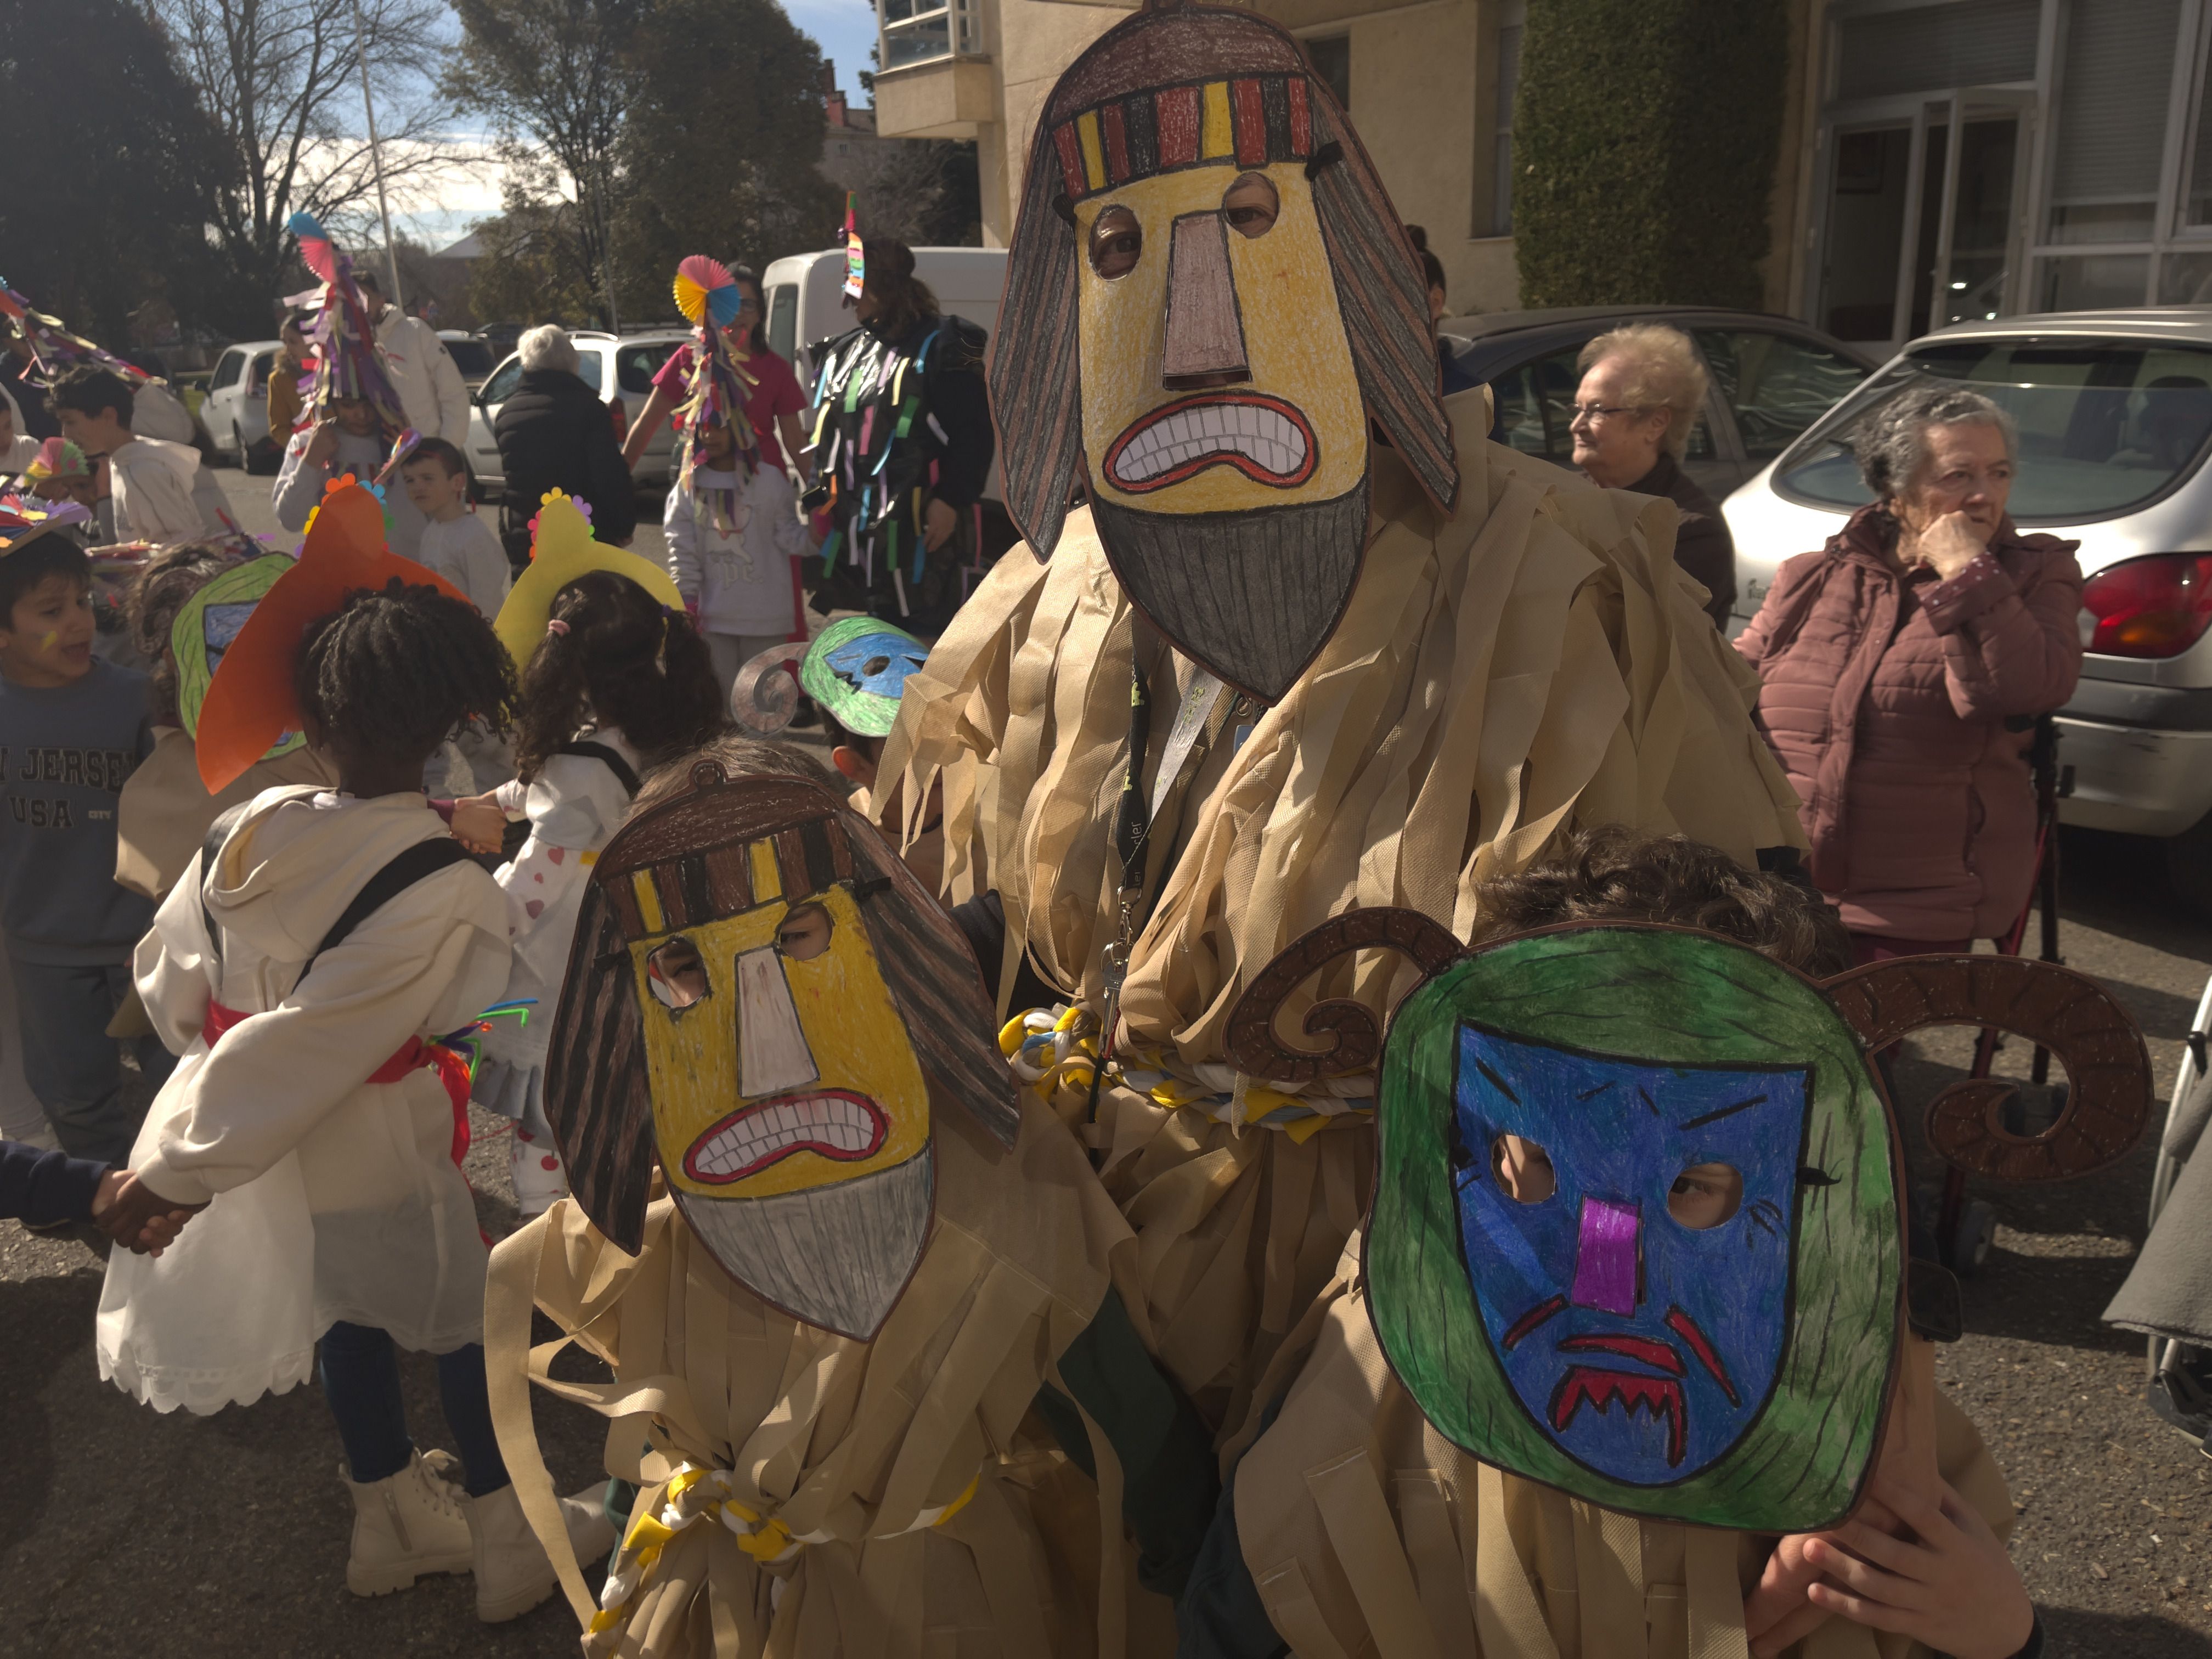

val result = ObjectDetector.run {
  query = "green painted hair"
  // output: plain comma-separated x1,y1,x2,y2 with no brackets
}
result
1368,924,1902,1533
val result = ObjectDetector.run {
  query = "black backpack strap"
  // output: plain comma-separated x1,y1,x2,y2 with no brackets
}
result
555,740,640,798
300,838,476,980
198,801,253,968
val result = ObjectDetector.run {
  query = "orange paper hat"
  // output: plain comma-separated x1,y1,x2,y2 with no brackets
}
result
196,477,466,792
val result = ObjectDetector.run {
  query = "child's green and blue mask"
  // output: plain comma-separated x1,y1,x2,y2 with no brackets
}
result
1228,913,2148,1532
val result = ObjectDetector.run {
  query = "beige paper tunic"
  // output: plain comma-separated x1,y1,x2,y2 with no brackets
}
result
486,1094,1179,1658
876,404,1808,1421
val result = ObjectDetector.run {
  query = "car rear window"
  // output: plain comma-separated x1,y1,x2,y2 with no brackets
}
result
1773,338,2212,524
613,343,675,396
444,339,494,379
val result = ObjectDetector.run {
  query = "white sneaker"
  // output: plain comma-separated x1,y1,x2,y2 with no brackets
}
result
341,1448,475,1596
509,1126,571,1220
467,1482,619,1623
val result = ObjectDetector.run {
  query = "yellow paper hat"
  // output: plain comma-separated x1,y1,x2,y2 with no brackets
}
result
493,489,685,670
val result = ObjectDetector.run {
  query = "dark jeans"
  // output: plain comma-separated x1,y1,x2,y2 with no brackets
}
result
12,957,177,1166
318,1322,510,1497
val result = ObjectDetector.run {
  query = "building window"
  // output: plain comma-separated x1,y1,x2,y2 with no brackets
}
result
1489,11,1523,237
1306,35,1350,114
2044,0,2180,248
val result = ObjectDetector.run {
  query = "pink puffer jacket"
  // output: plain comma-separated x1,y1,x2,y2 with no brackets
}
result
1736,504,2084,941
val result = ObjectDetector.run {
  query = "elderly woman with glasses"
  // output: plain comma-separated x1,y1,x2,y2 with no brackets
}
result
1569,323,1735,625
1735,384,2084,967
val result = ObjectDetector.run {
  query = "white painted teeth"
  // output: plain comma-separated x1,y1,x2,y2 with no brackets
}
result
691,1094,882,1178
1115,404,1310,482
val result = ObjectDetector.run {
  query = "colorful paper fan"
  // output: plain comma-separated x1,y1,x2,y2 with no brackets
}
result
0,490,89,555
673,255,743,329
171,555,307,764
492,489,684,672
195,480,466,792
287,212,341,287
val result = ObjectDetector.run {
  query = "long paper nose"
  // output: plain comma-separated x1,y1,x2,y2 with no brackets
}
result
1571,1197,1640,1316
1162,211,1250,387
735,946,820,1098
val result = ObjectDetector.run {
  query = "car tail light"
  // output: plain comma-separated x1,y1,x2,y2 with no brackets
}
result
2082,553,2212,658
608,396,627,439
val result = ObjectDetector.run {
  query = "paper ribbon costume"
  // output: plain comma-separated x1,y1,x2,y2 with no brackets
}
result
1227,914,2149,1532
284,213,408,434
730,617,931,740
0,279,153,388
491,489,684,670
876,0,1807,1427
487,764,1193,1655
668,255,762,532
195,478,464,792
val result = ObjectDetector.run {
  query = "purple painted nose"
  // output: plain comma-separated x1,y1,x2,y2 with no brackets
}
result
1571,1197,1641,1315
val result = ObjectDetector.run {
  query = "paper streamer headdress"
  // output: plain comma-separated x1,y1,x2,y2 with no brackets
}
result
1228,913,2151,1532
730,618,929,740
195,477,465,791
0,491,89,554
669,255,760,517
492,489,685,672
842,194,866,301
543,765,1017,1336
0,281,151,389
285,213,408,435
22,438,89,482
171,555,309,764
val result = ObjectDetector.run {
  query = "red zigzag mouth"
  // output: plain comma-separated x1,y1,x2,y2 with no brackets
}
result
1549,1366,1688,1468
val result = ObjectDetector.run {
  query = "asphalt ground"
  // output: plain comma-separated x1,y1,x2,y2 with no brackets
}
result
2,465,2206,1655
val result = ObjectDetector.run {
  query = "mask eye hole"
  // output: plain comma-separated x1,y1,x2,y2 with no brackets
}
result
646,936,709,1009
1490,1133,1556,1204
1222,171,1280,238
776,901,833,961
1667,1163,1743,1230
1087,206,1143,279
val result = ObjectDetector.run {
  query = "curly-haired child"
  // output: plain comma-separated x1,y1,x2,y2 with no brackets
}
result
97,579,613,1621
448,568,724,1215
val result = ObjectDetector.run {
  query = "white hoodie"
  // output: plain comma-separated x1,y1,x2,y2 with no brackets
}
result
373,309,471,444
108,435,221,545
99,787,511,1412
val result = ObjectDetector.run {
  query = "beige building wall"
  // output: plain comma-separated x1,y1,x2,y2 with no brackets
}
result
878,0,1826,321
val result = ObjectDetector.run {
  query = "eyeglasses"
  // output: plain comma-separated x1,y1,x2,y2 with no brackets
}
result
1567,403,1649,426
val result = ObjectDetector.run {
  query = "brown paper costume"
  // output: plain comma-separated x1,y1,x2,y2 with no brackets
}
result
486,765,1180,1655
881,0,1806,1433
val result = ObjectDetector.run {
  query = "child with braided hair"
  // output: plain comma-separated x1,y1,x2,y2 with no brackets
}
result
99,576,615,1621
449,558,724,1215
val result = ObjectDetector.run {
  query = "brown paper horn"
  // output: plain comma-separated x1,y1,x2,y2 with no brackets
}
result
729,642,804,735
1821,954,2152,1183
1226,907,1464,1082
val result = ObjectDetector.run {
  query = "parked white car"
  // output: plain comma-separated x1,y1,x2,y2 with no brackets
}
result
464,330,690,500
1723,309,2212,912
203,339,283,473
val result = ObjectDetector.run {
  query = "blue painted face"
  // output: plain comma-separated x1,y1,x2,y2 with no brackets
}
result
1452,1022,1809,1486
823,631,929,701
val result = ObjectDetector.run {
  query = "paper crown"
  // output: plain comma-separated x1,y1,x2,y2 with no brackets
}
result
492,490,685,671
0,490,89,554
195,478,465,791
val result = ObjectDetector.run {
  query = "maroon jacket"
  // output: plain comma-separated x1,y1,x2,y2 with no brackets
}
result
1735,504,2084,941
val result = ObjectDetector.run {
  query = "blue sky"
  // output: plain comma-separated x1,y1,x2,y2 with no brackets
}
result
394,0,881,251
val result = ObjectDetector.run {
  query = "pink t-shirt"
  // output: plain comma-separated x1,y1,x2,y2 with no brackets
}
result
654,341,806,469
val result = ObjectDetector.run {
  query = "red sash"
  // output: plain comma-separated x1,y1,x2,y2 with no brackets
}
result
201,998,472,1166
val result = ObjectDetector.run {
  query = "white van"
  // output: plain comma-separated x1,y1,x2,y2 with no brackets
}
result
759,247,1007,385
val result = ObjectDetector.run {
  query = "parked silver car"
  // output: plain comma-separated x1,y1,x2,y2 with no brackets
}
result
464,330,687,499
1723,309,2212,912
203,339,284,473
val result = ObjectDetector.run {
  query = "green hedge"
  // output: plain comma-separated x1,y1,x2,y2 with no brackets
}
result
1513,0,1790,309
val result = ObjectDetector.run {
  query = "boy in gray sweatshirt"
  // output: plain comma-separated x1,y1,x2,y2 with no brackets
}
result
0,533,172,1164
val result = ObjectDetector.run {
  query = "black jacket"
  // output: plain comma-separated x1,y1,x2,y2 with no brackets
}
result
492,368,639,555
1,1139,105,1226
1629,452,1736,627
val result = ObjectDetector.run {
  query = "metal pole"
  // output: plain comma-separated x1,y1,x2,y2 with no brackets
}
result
349,0,403,309
594,163,621,332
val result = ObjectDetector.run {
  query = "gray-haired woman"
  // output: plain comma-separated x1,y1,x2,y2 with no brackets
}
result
1570,322,1735,624
492,324,639,555
1735,385,2085,965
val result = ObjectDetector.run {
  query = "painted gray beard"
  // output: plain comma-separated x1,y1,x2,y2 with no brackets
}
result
1089,479,1372,703
674,1150,933,1341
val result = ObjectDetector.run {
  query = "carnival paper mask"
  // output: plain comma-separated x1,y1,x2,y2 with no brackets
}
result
545,768,1018,1341
172,555,306,763
991,0,1459,703
1229,912,2151,1531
